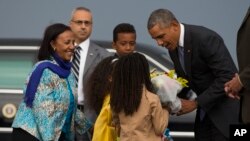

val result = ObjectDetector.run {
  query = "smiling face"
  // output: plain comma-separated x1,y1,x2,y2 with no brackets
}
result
112,33,136,56
51,30,75,61
148,22,180,51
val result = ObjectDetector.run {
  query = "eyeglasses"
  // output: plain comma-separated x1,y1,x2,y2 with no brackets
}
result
71,20,92,26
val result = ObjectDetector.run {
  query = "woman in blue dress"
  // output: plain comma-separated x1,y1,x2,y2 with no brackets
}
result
12,23,92,141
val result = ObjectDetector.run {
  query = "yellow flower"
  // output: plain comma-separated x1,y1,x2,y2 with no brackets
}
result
150,69,188,88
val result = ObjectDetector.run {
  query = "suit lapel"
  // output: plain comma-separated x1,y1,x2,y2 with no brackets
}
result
240,7,250,30
169,49,186,77
184,25,192,80
83,42,97,75
169,24,193,80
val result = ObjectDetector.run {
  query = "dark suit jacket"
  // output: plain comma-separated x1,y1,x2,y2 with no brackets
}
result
169,24,240,138
237,7,250,123
82,41,112,122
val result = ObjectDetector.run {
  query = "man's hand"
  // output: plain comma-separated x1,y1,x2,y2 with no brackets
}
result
177,99,197,116
224,73,242,100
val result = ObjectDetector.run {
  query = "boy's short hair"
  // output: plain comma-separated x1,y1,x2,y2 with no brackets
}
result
113,23,136,42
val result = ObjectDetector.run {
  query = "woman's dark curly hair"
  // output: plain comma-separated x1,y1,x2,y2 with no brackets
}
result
110,52,154,116
85,56,117,114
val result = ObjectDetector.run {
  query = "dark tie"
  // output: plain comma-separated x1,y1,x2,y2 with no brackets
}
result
199,108,206,121
72,46,81,83
178,46,205,120
177,46,186,73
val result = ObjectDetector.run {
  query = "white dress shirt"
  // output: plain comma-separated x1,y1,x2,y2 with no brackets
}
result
77,38,90,105
179,23,185,47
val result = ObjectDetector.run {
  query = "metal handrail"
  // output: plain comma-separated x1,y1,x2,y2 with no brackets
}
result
0,89,23,95
170,131,194,138
0,46,38,51
0,128,13,133
0,127,194,138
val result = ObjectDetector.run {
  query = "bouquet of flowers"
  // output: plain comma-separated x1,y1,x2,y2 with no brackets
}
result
150,69,188,114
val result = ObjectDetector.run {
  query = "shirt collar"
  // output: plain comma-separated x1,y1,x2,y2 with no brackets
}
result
179,23,185,47
77,38,90,49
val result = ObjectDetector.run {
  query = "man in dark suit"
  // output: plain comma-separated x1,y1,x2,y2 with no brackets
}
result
69,7,111,141
147,8,240,141
225,6,250,124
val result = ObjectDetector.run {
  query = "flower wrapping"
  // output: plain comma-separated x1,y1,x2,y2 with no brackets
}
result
151,70,188,114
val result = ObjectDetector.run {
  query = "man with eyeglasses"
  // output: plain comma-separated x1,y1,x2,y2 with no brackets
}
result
69,6,111,141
